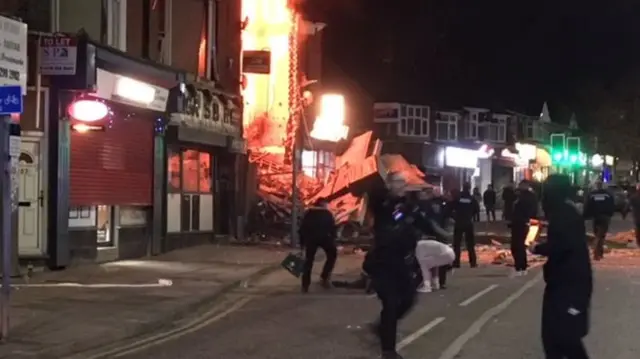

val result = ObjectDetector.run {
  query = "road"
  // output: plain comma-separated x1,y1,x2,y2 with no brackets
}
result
476,214,634,236
79,248,640,359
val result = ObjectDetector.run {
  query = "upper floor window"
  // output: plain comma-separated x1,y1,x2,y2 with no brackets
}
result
466,116,478,139
436,114,457,141
481,122,506,142
399,118,429,137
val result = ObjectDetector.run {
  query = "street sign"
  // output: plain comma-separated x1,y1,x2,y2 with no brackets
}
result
0,86,23,115
40,34,78,75
0,16,28,94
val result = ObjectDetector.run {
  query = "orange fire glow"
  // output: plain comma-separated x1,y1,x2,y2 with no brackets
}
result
311,94,349,142
241,0,294,154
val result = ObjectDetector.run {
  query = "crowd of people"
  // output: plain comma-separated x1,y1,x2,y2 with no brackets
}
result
297,173,599,359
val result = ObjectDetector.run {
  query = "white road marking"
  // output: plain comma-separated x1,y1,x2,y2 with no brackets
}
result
397,317,446,350
79,295,257,359
458,284,499,307
436,273,542,359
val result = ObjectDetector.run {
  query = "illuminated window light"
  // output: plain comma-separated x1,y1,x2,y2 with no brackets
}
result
115,77,156,104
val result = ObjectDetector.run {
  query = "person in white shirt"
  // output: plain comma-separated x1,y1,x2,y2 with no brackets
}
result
414,239,455,293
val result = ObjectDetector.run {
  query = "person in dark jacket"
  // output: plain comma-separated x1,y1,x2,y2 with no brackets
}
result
510,181,538,276
502,182,516,221
449,182,479,268
629,184,640,247
531,174,592,359
364,172,420,359
483,184,497,221
583,180,615,260
299,198,338,293
472,187,482,221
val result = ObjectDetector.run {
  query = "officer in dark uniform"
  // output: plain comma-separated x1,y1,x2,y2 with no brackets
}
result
510,181,538,276
449,183,479,268
583,180,614,260
364,172,420,359
531,174,592,359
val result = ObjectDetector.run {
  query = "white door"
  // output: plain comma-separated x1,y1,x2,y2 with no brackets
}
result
18,140,42,254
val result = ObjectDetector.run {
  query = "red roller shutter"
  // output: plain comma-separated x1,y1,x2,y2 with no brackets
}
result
70,117,154,206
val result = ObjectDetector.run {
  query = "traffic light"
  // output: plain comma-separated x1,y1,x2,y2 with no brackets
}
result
550,133,566,164
566,137,581,165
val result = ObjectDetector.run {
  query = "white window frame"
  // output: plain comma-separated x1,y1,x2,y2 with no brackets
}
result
436,114,457,141
466,116,478,139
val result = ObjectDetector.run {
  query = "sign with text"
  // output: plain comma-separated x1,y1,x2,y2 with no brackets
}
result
242,50,271,74
40,34,77,75
0,85,23,115
0,16,28,92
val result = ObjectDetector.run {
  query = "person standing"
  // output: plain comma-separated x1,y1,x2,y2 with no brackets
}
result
629,184,640,247
583,180,615,260
483,184,497,222
364,172,419,359
449,183,478,268
299,198,338,293
502,182,516,221
530,174,592,359
510,181,538,276
472,187,482,221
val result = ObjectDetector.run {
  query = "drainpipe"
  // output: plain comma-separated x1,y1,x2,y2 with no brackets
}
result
142,0,150,59
206,0,220,82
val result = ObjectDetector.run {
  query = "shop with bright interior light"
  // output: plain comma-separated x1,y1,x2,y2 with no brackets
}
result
65,68,170,263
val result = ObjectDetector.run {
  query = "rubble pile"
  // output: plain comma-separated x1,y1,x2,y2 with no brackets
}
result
606,230,636,245
245,131,431,243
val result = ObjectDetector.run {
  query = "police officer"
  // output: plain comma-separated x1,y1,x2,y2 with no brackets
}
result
510,181,538,276
531,174,592,359
449,183,479,268
364,172,420,359
583,180,614,260
299,198,338,293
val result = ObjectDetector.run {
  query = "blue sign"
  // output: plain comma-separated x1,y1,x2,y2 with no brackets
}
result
0,86,23,115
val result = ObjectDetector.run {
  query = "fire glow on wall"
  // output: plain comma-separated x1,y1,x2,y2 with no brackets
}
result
241,0,294,153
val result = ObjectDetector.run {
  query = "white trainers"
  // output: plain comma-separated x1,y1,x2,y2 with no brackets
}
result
510,270,522,278
417,282,433,293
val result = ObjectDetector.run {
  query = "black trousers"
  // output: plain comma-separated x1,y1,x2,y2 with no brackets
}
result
635,222,640,247
485,206,496,221
592,217,610,259
511,225,528,271
542,333,590,359
453,223,477,267
301,239,337,289
372,270,416,352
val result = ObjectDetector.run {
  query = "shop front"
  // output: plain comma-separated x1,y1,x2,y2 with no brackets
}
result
442,145,491,192
165,82,244,250
512,143,538,183
46,36,183,268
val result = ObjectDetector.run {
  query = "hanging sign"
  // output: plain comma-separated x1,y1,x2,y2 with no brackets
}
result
242,50,271,74
40,34,78,75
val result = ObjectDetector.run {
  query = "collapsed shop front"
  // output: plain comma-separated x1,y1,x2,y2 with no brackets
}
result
46,37,181,268
165,82,244,250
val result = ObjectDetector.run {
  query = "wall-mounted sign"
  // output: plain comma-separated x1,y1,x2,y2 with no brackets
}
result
95,69,169,112
0,15,27,92
40,34,77,76
242,50,271,74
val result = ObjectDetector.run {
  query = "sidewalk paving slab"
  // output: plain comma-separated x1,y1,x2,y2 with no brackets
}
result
0,244,292,359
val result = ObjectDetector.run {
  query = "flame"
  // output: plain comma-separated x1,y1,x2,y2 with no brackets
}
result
310,94,349,142
241,0,293,153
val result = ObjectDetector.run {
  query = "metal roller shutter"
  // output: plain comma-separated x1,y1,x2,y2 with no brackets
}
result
70,117,154,206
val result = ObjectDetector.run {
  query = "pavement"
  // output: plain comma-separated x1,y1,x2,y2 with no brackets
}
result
0,244,302,359
91,248,640,359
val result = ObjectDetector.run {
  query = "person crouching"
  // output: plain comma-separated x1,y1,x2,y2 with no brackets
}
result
300,198,338,293
415,239,455,293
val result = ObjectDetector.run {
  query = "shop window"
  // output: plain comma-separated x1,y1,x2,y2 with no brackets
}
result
168,148,181,192
199,152,212,192
182,150,200,192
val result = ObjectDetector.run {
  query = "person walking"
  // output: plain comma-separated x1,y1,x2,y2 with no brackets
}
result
483,184,497,221
299,198,338,293
531,174,592,359
510,181,538,277
449,183,479,268
363,172,419,359
583,180,615,260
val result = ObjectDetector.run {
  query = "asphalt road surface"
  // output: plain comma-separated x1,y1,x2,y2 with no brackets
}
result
99,249,640,359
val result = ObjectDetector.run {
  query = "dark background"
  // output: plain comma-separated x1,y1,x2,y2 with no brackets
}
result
300,0,640,129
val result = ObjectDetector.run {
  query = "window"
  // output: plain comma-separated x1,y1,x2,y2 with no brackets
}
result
400,119,407,135
436,114,458,141
408,107,414,116
481,123,507,142
401,105,407,117
167,149,213,193
466,117,478,139
415,108,421,117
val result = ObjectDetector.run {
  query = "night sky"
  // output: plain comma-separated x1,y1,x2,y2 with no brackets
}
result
304,0,640,120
